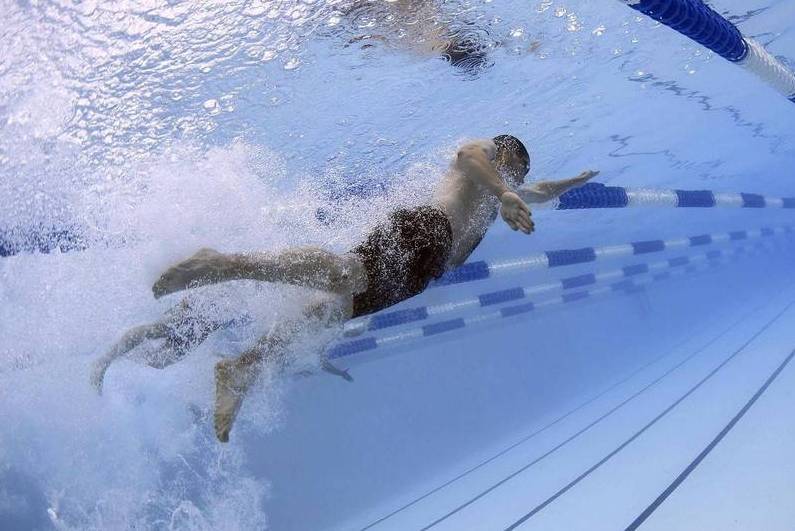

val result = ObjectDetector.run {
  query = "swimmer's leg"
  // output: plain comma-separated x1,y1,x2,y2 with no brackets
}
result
214,295,352,442
152,247,366,299
92,298,242,391
91,322,169,394
142,313,250,369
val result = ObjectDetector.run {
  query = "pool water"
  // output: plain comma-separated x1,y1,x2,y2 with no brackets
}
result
2,1,795,529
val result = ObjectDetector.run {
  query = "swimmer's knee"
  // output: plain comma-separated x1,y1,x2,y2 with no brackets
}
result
145,345,185,369
146,359,170,370
121,325,150,344
148,322,171,338
302,294,352,324
329,254,367,295
297,250,365,295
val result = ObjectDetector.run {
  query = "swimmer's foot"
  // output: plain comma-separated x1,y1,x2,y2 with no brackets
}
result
152,248,230,299
90,357,112,395
214,358,254,443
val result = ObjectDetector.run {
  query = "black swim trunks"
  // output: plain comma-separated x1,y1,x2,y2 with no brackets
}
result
350,205,453,318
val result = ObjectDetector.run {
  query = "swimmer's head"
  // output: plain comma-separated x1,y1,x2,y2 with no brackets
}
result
442,38,491,72
493,134,530,185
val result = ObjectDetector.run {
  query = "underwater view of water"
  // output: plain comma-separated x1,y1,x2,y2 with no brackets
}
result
2,0,795,529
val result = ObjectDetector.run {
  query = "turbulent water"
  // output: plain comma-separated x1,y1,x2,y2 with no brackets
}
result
2,0,795,529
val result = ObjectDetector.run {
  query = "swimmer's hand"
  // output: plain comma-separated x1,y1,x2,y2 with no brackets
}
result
339,369,354,383
518,170,600,204
573,169,599,184
500,191,534,234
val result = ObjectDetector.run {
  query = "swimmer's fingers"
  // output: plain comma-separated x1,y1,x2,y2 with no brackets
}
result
504,218,519,231
514,210,535,234
576,169,600,183
500,191,533,233
503,208,534,234
501,208,519,231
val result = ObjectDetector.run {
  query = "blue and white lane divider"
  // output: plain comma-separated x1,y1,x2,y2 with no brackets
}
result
329,239,785,360
620,0,795,103
434,225,790,287
342,234,790,337
342,234,791,337
534,183,795,210
1,185,791,259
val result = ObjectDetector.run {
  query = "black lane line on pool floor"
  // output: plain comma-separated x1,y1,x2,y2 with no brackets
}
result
415,294,786,531
502,299,795,531
626,346,795,530
367,301,760,530
364,346,698,529
358,322,717,531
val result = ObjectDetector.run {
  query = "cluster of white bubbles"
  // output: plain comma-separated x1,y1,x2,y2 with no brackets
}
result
0,0,468,525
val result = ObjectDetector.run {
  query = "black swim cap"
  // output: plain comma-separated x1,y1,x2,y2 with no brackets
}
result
493,135,530,174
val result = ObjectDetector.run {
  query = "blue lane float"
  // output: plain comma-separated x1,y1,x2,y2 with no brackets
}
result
329,239,785,360
433,225,791,287
619,0,795,102
536,183,795,210
343,231,792,337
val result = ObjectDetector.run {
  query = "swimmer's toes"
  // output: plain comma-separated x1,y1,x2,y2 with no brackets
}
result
214,360,247,443
215,419,231,443
214,392,237,443
152,271,181,299
90,361,107,395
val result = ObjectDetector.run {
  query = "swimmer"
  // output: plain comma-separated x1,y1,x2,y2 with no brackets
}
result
151,135,597,442
91,298,352,395
343,0,492,70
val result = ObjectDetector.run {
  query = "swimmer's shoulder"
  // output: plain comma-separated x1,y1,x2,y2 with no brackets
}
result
453,139,497,171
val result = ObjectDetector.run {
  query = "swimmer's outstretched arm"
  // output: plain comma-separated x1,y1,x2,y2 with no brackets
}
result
518,170,599,204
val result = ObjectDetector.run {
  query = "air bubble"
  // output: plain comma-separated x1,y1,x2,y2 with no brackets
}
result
203,99,221,115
